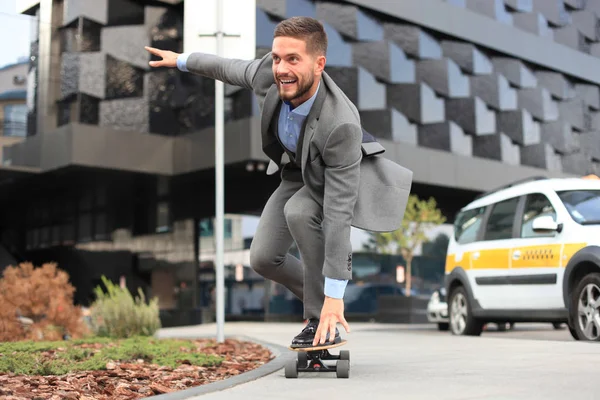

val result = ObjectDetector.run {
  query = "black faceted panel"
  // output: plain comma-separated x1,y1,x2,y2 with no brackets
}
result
357,68,386,110
145,70,216,135
513,12,554,39
553,25,590,53
497,109,541,145
570,10,600,41
579,132,600,159
441,41,493,75
473,133,521,165
360,109,417,145
520,142,562,171
316,1,383,41
353,41,415,84
60,52,106,100
562,152,592,174
445,97,496,135
80,94,100,125
491,57,537,88
63,0,107,26
387,83,445,124
557,98,589,132
60,17,102,53
323,23,353,67
257,0,316,19
517,87,559,121
79,53,106,99
383,22,442,60
540,121,580,153
534,71,575,100
418,121,473,156
575,84,600,111
80,18,102,52
470,73,518,111
564,0,585,9
325,67,358,105
105,55,144,100
149,8,184,52
504,0,533,12
417,59,470,98
100,98,149,132
60,53,79,100
256,8,279,49
57,96,75,127
107,0,145,26
531,0,571,26
466,0,513,25
101,26,148,70
591,111,600,130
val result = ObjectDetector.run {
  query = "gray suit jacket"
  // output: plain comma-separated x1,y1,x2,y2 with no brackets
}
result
185,51,413,280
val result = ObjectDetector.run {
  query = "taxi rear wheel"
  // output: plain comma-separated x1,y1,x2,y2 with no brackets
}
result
449,286,483,336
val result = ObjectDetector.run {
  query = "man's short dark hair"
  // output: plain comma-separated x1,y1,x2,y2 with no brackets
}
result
274,16,328,56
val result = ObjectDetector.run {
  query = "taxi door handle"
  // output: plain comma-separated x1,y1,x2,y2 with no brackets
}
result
512,250,521,260
472,252,480,260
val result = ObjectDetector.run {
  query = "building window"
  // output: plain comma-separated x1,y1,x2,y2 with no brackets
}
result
3,104,27,137
199,218,232,239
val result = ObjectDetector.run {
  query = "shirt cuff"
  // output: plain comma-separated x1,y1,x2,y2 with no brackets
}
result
324,277,348,299
177,52,192,72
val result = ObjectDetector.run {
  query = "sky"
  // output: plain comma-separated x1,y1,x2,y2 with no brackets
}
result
0,0,32,68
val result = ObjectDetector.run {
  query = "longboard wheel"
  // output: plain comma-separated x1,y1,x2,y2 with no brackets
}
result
297,352,308,367
336,359,350,378
340,350,350,361
285,359,298,378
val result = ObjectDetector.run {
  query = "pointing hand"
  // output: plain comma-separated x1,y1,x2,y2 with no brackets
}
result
145,46,180,68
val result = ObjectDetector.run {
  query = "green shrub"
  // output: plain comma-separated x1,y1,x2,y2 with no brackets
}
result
89,276,161,338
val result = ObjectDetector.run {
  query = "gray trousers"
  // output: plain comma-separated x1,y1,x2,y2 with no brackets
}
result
249,177,325,320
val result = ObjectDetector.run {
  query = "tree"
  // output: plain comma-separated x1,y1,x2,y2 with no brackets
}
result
364,195,446,296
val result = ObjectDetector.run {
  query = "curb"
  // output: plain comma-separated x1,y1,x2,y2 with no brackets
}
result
142,334,288,400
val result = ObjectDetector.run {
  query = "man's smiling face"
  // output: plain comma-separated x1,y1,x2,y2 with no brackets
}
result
271,36,324,107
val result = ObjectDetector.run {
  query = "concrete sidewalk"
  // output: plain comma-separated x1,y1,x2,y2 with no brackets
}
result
155,322,599,400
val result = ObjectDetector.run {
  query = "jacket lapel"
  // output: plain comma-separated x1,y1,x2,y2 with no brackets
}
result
299,81,327,174
261,84,284,165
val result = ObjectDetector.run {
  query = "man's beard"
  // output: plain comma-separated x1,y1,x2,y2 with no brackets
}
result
277,74,314,103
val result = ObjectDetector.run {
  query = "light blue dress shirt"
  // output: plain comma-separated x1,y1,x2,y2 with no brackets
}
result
177,54,348,300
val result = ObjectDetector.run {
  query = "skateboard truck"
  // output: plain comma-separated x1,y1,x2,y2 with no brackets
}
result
285,343,350,378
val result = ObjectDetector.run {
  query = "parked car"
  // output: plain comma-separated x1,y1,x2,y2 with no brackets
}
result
444,175,600,341
427,288,515,332
427,287,449,331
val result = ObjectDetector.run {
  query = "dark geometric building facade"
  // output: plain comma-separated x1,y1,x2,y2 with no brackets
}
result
1,0,599,324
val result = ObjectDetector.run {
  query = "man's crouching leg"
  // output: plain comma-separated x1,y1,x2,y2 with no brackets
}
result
284,186,341,348
249,179,304,301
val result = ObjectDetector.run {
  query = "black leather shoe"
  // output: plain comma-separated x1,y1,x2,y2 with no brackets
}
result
290,318,341,348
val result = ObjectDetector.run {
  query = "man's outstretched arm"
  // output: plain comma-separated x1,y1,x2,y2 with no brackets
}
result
313,122,362,346
145,46,268,91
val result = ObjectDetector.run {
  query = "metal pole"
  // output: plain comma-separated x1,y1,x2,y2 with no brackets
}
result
215,0,225,343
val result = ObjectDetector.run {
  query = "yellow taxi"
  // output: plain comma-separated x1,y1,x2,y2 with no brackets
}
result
444,175,600,341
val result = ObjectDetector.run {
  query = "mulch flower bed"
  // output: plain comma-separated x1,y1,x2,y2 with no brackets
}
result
0,338,274,399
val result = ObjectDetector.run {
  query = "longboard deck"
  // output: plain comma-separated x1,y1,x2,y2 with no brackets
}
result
288,339,347,352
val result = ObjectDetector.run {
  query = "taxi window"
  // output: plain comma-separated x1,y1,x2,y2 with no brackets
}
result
483,196,520,241
521,193,557,238
454,207,486,244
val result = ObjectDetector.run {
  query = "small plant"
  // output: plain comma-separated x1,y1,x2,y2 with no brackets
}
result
0,336,222,375
0,262,89,342
89,276,161,338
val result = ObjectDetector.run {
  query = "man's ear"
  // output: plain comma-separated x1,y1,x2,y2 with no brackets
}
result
315,55,326,75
